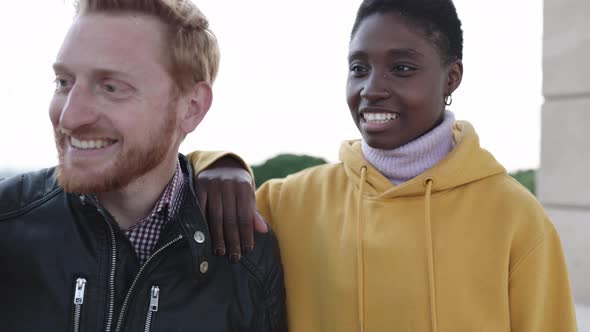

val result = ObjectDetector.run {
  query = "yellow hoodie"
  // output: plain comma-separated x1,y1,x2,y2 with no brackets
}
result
189,121,576,332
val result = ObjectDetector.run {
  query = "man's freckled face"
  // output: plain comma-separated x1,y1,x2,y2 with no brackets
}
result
49,13,182,193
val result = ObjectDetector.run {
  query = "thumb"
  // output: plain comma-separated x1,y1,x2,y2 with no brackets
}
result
253,211,269,233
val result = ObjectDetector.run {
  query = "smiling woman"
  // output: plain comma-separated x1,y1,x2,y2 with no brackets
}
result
346,10,462,150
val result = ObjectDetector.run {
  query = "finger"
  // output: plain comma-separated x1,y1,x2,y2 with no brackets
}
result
253,210,269,234
236,184,254,255
222,181,241,263
196,183,208,216
207,184,226,256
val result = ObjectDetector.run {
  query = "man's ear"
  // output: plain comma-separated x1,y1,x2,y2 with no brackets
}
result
446,60,463,96
179,82,213,135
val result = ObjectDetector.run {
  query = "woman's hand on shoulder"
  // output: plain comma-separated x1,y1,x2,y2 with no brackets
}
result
195,158,268,263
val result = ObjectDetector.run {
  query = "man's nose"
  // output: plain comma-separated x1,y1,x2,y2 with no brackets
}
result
360,72,391,102
59,83,98,131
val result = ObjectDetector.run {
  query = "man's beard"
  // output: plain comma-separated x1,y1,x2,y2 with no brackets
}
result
55,104,177,194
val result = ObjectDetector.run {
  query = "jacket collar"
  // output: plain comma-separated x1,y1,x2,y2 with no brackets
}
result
176,153,214,282
77,154,214,282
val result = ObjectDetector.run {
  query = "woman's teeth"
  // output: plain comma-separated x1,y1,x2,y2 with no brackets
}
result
70,137,116,150
363,112,399,124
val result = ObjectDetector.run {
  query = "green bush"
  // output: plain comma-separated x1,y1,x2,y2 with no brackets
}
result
251,154,537,196
509,169,536,195
251,154,327,188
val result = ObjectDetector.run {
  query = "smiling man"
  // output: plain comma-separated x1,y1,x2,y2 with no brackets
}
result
0,1,286,331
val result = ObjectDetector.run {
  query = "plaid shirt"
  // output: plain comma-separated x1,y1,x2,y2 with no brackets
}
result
126,162,185,265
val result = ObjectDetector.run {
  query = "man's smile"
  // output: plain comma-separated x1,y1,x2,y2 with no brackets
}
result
70,136,118,150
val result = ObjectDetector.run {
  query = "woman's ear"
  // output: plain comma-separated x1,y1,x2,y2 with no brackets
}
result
446,60,463,95
179,82,213,135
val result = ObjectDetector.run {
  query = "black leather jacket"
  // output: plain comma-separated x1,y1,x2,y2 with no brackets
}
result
0,156,287,332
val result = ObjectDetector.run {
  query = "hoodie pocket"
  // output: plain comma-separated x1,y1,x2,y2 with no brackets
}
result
72,278,87,332
144,286,160,332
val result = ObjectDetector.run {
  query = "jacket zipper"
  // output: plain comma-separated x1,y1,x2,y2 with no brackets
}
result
90,199,118,332
101,209,118,332
73,278,87,332
114,235,183,332
144,286,160,332
88,195,182,332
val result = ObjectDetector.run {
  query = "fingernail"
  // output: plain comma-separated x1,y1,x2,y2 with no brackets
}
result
244,246,253,256
214,248,226,256
230,253,241,263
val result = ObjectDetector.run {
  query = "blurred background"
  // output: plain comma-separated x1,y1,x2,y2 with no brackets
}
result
0,0,587,328
0,0,545,173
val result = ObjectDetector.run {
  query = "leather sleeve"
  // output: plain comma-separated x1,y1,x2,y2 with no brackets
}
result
0,168,61,219
263,230,288,332
242,229,288,332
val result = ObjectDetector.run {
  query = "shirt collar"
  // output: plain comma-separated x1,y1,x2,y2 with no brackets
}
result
127,161,185,231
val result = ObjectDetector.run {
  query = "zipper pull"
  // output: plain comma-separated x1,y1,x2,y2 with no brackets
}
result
149,286,160,312
74,278,87,305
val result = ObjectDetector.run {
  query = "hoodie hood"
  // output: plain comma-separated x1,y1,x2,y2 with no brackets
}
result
339,121,506,199
341,120,507,331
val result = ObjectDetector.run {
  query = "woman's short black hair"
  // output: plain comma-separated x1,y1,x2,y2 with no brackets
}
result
351,0,463,64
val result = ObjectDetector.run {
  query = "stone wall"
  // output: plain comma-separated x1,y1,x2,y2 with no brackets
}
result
540,0,590,305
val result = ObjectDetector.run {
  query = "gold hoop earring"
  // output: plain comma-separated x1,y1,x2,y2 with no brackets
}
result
444,94,453,106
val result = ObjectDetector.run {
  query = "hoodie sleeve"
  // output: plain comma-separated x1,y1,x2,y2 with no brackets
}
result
186,150,254,178
508,225,577,331
255,179,284,231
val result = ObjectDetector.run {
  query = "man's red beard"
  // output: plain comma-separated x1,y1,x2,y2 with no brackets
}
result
55,106,177,194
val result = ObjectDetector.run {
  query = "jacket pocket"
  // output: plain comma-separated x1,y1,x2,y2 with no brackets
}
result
72,278,87,332
144,285,160,332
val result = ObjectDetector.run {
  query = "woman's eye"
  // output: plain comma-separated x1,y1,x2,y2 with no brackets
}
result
349,64,368,74
392,64,415,73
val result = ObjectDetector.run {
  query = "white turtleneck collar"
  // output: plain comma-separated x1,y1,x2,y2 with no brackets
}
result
361,110,456,185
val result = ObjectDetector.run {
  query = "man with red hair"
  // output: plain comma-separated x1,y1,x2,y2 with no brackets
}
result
0,1,286,331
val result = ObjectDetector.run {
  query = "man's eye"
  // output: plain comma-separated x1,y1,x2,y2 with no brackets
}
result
104,84,117,93
99,79,134,99
54,78,72,91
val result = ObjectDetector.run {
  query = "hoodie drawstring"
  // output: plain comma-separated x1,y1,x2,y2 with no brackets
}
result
424,179,438,332
357,166,367,332
356,170,438,332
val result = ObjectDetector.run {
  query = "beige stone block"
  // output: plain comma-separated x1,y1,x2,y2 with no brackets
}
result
547,207,590,305
538,98,590,207
543,0,590,96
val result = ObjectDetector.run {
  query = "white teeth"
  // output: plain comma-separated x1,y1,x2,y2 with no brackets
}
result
363,112,399,123
70,137,115,150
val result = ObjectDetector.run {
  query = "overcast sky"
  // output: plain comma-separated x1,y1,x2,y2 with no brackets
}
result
0,0,543,172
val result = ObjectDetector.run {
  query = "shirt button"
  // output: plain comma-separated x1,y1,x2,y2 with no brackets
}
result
193,231,206,244
200,261,209,274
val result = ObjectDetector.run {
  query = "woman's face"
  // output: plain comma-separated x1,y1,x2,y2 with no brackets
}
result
346,12,462,150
